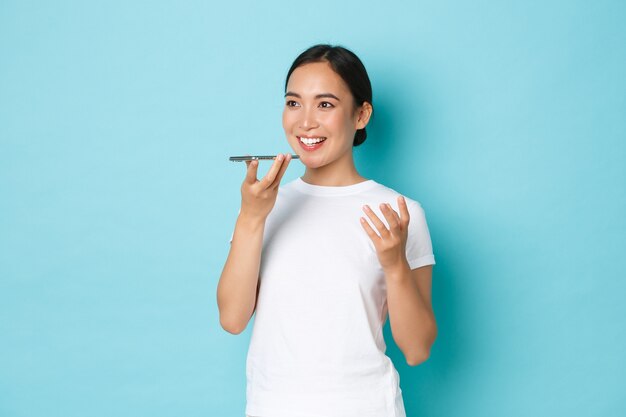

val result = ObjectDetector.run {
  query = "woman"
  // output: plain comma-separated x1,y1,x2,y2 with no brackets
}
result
217,44,437,417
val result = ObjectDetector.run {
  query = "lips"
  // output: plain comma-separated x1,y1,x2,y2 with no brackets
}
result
297,136,327,151
298,136,326,145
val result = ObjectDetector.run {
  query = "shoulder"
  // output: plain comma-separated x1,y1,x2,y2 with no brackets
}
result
276,177,301,197
366,181,425,210
271,178,304,212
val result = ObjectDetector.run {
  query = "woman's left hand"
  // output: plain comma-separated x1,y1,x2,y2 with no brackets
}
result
360,195,410,272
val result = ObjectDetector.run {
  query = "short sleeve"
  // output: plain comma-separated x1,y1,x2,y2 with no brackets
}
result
405,200,436,269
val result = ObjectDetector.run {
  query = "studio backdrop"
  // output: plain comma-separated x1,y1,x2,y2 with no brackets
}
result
1,1,624,416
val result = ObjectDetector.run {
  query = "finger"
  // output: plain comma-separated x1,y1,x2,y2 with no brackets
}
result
261,154,285,189
362,205,390,237
244,159,259,184
360,216,381,241
269,153,291,189
380,203,401,232
398,196,410,225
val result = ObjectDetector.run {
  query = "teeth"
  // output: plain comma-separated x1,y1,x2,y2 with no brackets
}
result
299,137,326,145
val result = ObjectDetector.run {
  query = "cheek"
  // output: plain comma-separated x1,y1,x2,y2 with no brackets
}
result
329,110,355,134
319,111,342,129
282,109,296,130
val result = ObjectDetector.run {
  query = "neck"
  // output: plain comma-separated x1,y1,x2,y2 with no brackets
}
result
301,157,367,187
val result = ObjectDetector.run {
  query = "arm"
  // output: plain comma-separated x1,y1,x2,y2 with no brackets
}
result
360,196,437,366
216,154,292,334
385,263,436,366
216,214,265,335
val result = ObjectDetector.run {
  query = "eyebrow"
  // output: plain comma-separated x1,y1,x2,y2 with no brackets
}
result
284,91,340,101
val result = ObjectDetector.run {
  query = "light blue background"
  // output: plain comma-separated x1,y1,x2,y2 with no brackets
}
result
1,1,624,416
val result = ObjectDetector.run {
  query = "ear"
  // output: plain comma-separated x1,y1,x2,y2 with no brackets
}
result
355,102,373,130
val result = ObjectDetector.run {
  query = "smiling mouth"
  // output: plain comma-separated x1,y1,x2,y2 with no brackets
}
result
298,136,327,145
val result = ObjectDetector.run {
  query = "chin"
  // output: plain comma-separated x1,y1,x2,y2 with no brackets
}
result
298,155,326,169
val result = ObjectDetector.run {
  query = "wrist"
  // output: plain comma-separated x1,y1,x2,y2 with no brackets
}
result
383,259,411,282
236,211,266,231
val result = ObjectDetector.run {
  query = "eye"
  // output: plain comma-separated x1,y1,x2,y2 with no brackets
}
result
286,100,300,107
319,101,334,109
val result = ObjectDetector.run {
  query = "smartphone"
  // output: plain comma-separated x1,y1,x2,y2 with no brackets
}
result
229,155,300,162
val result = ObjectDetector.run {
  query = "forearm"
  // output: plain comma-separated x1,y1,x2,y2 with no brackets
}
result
216,214,265,334
384,262,437,365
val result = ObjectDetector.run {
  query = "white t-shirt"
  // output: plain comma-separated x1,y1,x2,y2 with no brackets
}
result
236,177,436,417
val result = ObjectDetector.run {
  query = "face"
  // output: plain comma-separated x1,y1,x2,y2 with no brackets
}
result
282,62,371,170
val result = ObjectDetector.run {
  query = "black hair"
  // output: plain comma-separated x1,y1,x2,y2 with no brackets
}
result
285,44,373,147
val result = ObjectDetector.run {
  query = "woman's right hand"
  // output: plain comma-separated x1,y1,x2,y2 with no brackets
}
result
240,153,292,222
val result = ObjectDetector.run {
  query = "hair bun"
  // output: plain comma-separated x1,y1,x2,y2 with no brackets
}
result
353,128,367,146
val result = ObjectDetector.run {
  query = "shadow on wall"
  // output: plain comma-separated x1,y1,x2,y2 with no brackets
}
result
356,66,432,189
363,68,472,415
383,254,467,415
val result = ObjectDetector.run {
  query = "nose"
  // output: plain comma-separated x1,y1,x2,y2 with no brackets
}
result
300,106,318,130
